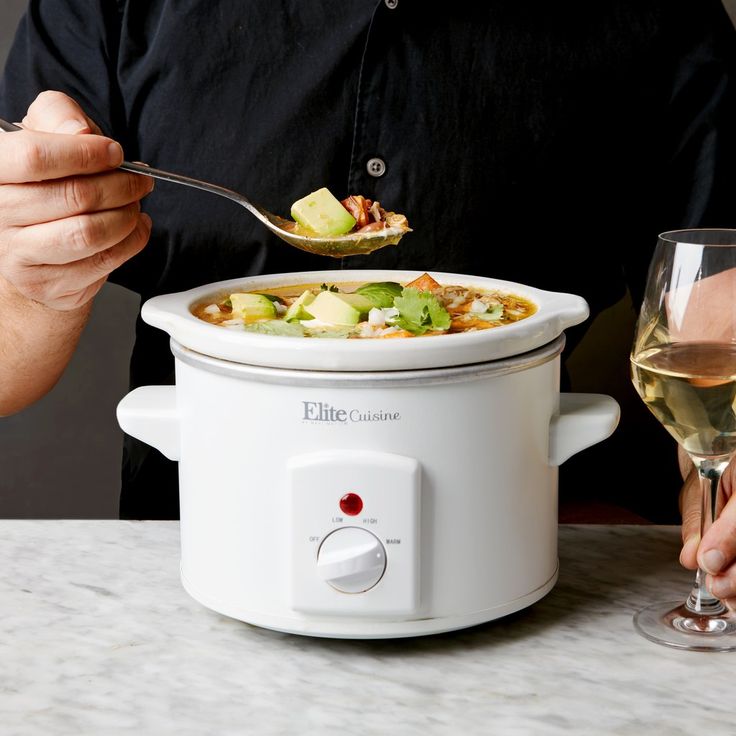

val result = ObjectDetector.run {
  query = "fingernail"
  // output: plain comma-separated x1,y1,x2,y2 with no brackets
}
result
679,534,699,566
56,119,88,134
701,549,726,575
108,142,123,166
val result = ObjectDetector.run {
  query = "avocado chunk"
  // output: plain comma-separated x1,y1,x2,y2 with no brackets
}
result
290,188,357,237
338,293,374,315
229,293,277,322
284,290,316,322
306,290,373,325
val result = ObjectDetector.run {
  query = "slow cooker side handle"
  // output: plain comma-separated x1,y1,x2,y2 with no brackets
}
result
548,393,620,466
116,386,180,461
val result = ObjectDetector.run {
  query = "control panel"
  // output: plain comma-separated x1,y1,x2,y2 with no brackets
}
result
288,449,421,616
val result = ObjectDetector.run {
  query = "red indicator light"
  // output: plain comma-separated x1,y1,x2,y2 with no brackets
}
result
339,493,363,516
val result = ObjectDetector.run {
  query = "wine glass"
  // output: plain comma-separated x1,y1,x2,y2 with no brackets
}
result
630,228,736,651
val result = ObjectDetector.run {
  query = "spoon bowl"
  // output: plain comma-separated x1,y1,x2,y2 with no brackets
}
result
119,161,411,257
0,118,410,258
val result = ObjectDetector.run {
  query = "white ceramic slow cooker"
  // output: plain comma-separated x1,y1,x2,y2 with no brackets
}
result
117,270,619,639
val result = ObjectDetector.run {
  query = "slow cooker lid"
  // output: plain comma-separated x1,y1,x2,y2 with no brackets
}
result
141,270,588,372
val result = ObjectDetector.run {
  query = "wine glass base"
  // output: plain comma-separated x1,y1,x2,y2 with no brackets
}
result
634,600,736,651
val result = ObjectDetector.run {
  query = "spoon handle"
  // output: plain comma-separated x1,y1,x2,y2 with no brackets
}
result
0,118,21,133
118,162,255,212
0,118,255,214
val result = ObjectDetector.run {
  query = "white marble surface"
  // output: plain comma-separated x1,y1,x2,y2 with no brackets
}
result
1,522,736,735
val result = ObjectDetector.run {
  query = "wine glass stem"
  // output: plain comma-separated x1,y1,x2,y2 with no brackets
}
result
685,456,729,616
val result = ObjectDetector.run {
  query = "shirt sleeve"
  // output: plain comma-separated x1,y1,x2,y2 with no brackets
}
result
0,0,125,138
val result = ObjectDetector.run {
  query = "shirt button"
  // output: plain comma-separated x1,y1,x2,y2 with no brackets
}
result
366,157,387,177
384,0,398,8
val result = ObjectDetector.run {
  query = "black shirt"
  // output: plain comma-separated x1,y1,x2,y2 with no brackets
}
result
2,0,736,519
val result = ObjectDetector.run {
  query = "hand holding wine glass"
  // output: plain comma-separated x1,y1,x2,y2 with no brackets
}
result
631,228,736,650
679,453,736,606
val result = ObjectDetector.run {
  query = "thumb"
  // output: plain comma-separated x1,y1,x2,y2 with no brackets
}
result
21,90,103,135
679,465,701,569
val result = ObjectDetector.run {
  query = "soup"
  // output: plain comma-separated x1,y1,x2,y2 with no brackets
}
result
191,273,537,339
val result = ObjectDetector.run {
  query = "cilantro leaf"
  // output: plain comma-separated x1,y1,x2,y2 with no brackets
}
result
393,288,451,335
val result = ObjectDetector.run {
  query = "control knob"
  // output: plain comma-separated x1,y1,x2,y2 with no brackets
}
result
316,527,387,593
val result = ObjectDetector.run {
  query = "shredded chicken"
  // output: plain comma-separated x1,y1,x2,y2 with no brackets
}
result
341,195,372,228
340,195,389,233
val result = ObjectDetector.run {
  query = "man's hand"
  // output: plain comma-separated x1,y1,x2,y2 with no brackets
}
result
0,90,153,311
0,91,155,415
680,447,736,607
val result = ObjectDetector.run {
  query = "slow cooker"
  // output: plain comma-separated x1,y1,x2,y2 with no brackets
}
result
117,270,619,638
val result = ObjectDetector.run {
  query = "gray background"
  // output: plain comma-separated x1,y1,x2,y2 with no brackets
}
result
1,2,735,518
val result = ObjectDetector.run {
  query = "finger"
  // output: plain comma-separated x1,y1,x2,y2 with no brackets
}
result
677,445,692,480
9,214,151,311
67,275,109,309
706,565,736,600
0,171,154,227
697,492,736,575
69,213,152,290
46,213,152,299
22,90,103,135
8,202,142,266
720,457,735,501
0,129,123,185
679,467,701,569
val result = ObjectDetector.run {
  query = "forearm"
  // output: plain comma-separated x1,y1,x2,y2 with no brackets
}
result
0,274,91,415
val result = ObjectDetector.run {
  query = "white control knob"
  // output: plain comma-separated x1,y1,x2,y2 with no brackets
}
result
317,528,387,593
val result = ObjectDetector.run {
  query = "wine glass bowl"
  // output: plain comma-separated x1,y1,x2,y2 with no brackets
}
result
630,228,736,650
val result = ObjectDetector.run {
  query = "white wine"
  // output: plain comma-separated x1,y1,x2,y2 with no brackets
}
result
631,342,736,457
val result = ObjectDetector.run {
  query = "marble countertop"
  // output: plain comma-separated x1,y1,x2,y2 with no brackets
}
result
2,522,736,736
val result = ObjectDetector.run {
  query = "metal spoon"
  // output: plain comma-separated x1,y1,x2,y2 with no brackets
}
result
0,118,410,258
